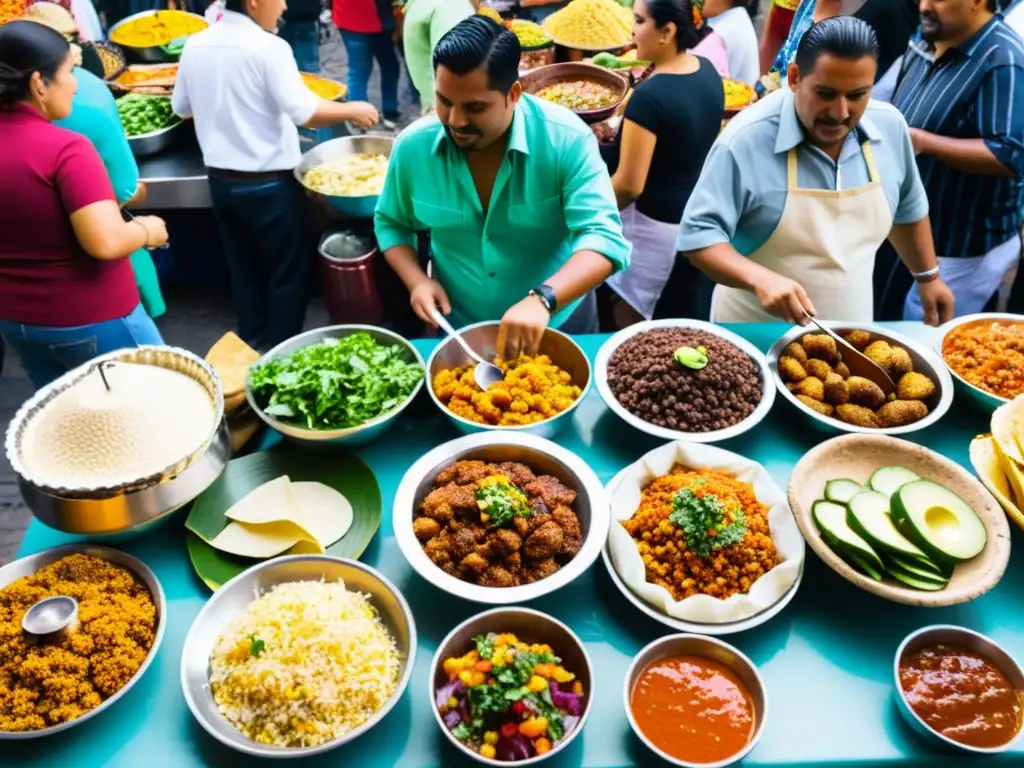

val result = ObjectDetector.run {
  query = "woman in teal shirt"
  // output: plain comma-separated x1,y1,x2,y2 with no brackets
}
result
56,62,167,318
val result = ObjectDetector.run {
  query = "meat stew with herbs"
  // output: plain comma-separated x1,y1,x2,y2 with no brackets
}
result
414,460,584,587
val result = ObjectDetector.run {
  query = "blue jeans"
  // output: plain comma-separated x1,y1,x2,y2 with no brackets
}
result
278,20,320,74
0,303,163,389
339,29,400,120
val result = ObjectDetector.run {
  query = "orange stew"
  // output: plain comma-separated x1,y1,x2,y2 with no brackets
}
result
900,644,1023,749
631,655,755,764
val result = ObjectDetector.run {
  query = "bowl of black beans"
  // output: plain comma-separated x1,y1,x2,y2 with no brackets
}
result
594,320,774,443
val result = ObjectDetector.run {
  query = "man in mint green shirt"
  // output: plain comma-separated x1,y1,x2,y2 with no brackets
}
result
401,0,477,111
375,16,630,357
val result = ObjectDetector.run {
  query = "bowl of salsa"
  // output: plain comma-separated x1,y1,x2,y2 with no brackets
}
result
624,634,767,767
895,624,1024,754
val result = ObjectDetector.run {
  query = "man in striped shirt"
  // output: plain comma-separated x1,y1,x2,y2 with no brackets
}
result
892,0,1024,320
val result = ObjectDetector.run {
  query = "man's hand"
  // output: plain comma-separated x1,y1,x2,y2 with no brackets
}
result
909,128,932,156
345,101,380,130
497,294,551,360
410,279,450,325
916,277,955,327
753,271,816,323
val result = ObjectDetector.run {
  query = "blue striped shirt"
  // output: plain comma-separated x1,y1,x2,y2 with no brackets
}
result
893,16,1024,257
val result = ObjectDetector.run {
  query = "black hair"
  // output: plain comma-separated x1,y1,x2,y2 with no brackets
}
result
642,0,711,52
432,15,521,94
794,15,880,73
224,0,246,14
0,20,70,109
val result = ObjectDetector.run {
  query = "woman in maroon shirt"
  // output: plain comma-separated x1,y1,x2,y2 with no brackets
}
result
0,21,169,388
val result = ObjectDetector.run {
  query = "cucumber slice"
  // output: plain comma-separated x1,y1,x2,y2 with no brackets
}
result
846,490,929,560
883,557,949,586
813,499,883,571
868,466,921,498
888,568,948,591
892,479,987,562
825,479,864,505
849,553,885,581
886,552,945,577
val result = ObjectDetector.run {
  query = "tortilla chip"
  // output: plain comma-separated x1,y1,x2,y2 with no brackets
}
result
206,332,260,396
971,435,1024,531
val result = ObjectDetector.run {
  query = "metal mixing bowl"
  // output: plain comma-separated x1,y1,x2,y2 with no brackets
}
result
519,62,628,124
245,324,425,447
180,555,416,758
5,346,229,535
393,431,608,605
127,118,191,159
107,10,208,63
624,634,768,768
0,544,166,741
426,321,591,439
894,624,1024,755
295,135,394,220
768,322,953,436
430,607,593,765
594,319,775,444
934,313,1024,414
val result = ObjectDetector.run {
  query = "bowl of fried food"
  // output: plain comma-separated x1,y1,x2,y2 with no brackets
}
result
393,431,608,605
427,322,591,439
768,324,953,435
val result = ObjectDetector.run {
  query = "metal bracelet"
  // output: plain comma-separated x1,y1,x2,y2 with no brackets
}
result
911,266,940,282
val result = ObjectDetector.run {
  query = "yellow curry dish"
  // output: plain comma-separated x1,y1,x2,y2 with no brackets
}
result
110,10,207,48
433,355,583,427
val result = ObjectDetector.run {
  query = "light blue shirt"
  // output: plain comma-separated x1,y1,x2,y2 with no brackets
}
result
676,88,930,256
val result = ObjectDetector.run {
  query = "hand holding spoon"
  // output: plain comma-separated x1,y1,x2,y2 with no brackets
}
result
431,309,504,390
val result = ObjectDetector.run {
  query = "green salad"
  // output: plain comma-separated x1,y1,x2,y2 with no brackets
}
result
249,333,424,430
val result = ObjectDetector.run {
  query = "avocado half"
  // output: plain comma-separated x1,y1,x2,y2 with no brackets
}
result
891,479,987,563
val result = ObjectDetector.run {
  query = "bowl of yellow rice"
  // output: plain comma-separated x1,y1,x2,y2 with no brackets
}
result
180,555,416,757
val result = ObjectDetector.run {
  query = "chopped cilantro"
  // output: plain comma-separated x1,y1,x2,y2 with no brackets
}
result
476,476,532,528
248,634,265,657
451,723,471,741
474,633,496,660
668,486,747,558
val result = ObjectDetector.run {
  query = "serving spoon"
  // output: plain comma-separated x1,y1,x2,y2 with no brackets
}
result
802,313,896,397
431,309,504,390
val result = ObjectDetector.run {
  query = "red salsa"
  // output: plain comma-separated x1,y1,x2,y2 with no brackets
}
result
899,644,1023,749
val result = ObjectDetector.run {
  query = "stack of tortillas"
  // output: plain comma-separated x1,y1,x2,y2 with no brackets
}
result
206,332,261,451
209,475,354,557
970,394,1024,531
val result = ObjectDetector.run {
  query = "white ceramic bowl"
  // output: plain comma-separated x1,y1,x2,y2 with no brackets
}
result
595,319,775,443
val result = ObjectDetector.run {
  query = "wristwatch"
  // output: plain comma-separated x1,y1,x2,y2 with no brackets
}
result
528,285,557,314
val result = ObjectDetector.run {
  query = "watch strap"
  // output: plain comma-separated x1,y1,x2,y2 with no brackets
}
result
529,285,557,314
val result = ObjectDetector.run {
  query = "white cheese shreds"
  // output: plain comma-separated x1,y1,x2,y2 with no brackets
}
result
20,362,216,488
208,580,402,748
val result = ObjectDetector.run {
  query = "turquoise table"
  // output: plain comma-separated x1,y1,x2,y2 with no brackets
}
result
9,324,1023,767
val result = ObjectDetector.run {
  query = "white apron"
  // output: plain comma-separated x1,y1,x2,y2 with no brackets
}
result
607,204,679,320
712,140,893,323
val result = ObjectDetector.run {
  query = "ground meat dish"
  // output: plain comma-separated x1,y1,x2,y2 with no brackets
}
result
607,329,762,432
415,460,584,587
0,554,157,732
942,320,1024,401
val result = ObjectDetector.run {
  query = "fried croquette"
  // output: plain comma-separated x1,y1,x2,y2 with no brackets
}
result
802,334,837,360
795,376,825,401
797,394,834,416
847,376,886,409
834,361,851,378
836,404,880,428
844,330,872,350
778,355,808,382
805,359,832,380
883,346,914,380
782,342,808,362
864,340,892,363
877,399,929,427
897,372,936,401
823,372,850,405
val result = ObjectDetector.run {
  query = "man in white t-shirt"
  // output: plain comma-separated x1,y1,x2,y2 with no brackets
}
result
705,0,760,85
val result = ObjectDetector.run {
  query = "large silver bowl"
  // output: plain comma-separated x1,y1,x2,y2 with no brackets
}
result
934,313,1024,414
430,607,593,765
393,431,608,605
894,624,1024,755
5,346,229,535
0,544,166,740
768,322,953,436
245,325,425,447
180,555,417,758
127,118,191,158
624,634,768,768
295,135,394,220
594,319,775,443
107,9,208,63
426,321,591,439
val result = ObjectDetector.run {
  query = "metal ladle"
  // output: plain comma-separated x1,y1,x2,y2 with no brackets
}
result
22,595,79,640
431,309,504,390
803,312,896,397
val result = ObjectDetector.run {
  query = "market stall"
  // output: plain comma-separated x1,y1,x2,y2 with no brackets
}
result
3,319,1024,767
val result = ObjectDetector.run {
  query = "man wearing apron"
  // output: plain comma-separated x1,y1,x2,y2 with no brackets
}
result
677,16,954,325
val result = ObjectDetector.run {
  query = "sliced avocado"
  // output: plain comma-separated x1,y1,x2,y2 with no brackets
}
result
849,553,885,581
888,568,948,591
825,478,864,505
886,552,946,577
891,479,987,562
868,466,921,497
882,556,949,586
813,499,883,571
846,490,929,561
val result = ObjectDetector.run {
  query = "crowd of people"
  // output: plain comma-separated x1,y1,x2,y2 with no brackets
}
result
0,0,1021,385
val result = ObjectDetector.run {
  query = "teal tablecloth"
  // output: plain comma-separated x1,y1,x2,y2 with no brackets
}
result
10,323,1023,767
